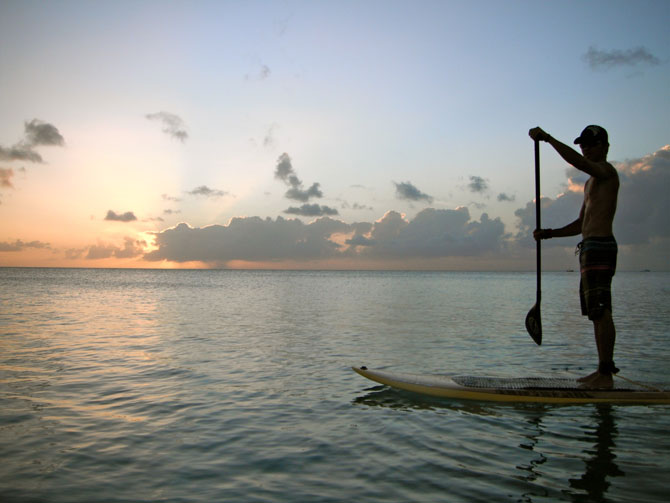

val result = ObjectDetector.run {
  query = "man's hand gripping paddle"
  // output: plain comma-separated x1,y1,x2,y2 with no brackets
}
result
525,140,542,345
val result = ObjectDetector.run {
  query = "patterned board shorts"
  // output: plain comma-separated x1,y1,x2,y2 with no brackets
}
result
578,236,617,320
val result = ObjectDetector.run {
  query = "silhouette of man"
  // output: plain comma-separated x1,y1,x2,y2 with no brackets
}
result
529,125,619,388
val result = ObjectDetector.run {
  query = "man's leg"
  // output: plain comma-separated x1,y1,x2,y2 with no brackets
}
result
595,308,616,364
579,309,616,388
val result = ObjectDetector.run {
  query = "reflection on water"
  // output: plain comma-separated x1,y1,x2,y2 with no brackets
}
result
355,387,626,502
568,405,624,502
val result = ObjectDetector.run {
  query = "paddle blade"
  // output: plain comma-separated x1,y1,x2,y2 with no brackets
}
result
525,304,542,345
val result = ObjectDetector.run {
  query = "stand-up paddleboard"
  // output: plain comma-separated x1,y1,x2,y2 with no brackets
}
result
353,367,670,404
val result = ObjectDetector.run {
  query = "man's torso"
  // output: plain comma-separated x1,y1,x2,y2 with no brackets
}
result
582,165,619,239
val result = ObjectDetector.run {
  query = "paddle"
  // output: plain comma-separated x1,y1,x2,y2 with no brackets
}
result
525,139,542,345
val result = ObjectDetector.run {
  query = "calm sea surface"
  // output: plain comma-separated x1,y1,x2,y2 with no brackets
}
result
1,268,669,502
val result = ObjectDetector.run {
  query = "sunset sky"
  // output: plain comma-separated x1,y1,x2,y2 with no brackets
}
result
1,0,668,270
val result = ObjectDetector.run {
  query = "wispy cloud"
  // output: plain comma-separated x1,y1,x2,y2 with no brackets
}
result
162,193,182,203
0,239,51,252
65,237,146,260
341,200,374,211
468,175,489,193
583,46,660,71
262,123,279,148
1,168,14,188
497,192,515,202
87,238,146,260
187,185,228,198
394,181,433,203
245,63,271,81
146,111,188,142
105,210,138,222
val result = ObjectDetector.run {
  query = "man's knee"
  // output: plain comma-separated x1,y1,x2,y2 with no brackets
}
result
590,307,612,323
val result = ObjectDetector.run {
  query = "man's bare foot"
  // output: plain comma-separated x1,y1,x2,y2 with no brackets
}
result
577,370,599,383
578,372,614,389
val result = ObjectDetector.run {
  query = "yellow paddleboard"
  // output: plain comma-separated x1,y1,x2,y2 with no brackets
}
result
353,366,670,404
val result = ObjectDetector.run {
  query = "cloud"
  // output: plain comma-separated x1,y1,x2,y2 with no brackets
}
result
356,208,505,258
83,237,146,260
105,210,138,222
24,119,65,146
341,201,374,211
285,183,323,202
263,123,279,148
0,239,51,252
284,203,339,217
468,175,489,193
345,234,375,247
274,152,325,204
145,217,351,265
245,63,271,81
0,119,65,163
0,145,43,163
514,145,670,247
1,168,14,188
187,185,228,198
614,145,670,244
145,206,506,267
394,181,433,203
162,193,182,202
146,111,188,142
583,46,660,71
274,153,295,182
514,192,583,247
497,192,515,202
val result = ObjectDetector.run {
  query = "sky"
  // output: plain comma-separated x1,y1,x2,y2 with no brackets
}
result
1,0,668,270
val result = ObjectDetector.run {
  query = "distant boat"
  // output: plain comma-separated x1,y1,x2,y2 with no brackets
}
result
642,269,651,272
565,269,575,272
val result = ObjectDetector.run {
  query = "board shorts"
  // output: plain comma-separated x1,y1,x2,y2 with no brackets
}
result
578,236,617,320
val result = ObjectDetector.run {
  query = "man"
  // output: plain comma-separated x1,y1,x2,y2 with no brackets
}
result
529,125,620,389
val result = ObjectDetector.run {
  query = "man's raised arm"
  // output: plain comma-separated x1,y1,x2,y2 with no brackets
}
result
528,127,616,179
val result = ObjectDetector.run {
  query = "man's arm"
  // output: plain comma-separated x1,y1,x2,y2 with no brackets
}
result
529,127,616,179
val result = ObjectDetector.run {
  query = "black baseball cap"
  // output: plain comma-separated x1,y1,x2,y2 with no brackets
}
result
574,125,609,145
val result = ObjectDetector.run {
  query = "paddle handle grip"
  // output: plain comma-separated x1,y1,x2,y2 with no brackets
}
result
535,140,542,303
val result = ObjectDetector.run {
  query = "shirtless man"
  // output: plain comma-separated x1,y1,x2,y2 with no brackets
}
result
529,125,620,389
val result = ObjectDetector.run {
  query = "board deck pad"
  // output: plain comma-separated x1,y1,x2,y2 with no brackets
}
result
353,367,670,404
452,375,638,391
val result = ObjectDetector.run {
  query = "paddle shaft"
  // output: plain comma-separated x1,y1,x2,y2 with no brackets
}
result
535,140,542,306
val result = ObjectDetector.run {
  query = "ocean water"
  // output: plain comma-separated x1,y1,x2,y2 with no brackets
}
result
1,268,669,503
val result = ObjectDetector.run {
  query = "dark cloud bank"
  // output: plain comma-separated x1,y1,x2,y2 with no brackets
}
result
142,146,670,269
144,207,506,267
